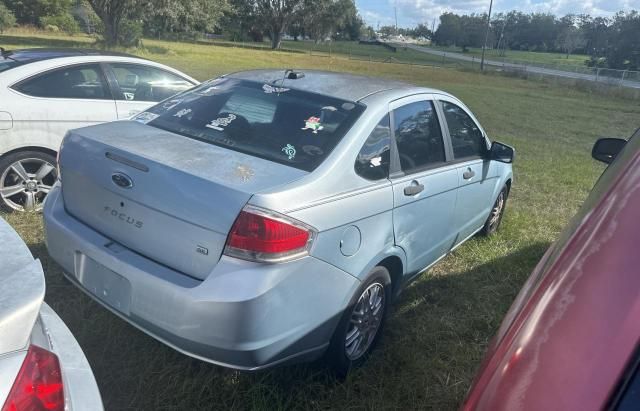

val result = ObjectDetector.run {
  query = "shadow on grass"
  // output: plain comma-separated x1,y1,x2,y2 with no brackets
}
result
0,35,93,49
33,240,550,411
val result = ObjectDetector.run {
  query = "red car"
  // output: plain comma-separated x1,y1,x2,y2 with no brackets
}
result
463,128,640,411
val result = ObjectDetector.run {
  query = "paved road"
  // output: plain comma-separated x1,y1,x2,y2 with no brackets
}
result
402,44,640,90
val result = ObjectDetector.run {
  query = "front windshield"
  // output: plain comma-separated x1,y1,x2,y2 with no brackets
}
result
135,78,365,172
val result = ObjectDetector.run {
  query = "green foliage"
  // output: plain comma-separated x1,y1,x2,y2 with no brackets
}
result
40,13,80,35
117,18,142,47
0,3,16,33
220,0,262,42
302,0,359,42
255,0,303,49
433,13,462,46
605,11,640,70
144,0,229,39
85,0,144,46
4,0,72,26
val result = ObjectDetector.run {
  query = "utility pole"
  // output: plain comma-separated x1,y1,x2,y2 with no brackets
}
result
394,1,398,35
480,0,494,71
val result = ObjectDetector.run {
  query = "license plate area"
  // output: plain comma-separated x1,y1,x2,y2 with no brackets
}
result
75,253,131,315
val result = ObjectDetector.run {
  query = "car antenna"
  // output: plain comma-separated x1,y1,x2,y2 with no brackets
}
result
280,69,292,87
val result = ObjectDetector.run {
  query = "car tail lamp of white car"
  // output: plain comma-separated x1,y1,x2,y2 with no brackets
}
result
224,206,316,263
2,344,64,411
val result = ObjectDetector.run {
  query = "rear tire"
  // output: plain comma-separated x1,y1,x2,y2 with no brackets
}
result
326,266,392,378
480,185,509,236
0,150,57,212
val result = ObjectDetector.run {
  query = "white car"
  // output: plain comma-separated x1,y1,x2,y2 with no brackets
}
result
0,48,199,211
0,217,103,410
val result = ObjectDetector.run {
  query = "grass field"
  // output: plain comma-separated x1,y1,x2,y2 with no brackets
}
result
2,30,639,410
429,45,589,68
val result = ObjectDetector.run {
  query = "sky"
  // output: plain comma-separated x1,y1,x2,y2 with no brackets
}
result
355,0,640,28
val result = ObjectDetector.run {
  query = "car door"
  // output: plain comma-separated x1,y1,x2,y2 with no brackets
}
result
105,63,195,119
390,95,459,275
437,97,500,242
10,63,117,148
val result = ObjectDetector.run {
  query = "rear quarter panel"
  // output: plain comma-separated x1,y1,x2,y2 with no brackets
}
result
250,97,404,281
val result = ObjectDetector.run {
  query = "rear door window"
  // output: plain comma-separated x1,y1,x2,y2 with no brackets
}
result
355,114,391,180
139,78,365,171
393,100,446,174
108,63,194,102
14,64,110,99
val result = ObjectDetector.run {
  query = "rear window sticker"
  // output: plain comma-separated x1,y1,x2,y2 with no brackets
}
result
206,114,237,131
263,84,290,94
174,108,192,118
370,156,382,167
133,112,159,124
342,102,356,111
197,85,220,96
302,117,323,134
282,144,297,160
162,99,182,111
302,145,324,156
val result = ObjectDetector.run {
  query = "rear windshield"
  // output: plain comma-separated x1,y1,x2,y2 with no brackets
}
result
136,78,365,171
0,58,22,73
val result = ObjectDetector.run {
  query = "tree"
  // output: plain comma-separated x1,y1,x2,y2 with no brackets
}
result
434,13,462,46
378,25,395,39
302,0,357,43
0,3,16,33
339,10,364,40
4,0,72,26
556,26,586,58
255,0,302,49
411,23,432,40
606,11,640,70
458,14,487,51
86,0,142,46
220,0,262,42
144,0,228,39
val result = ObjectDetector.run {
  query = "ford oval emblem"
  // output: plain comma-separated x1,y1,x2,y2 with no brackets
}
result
111,173,133,189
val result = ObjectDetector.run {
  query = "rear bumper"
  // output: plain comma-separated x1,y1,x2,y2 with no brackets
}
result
44,184,360,370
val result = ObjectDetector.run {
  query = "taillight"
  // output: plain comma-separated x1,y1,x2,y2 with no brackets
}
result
224,206,315,263
2,344,64,411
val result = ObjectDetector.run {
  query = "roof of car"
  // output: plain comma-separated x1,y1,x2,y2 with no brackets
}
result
227,69,437,102
1,47,140,63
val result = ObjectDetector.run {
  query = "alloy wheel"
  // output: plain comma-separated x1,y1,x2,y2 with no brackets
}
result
0,158,56,212
488,191,505,230
345,282,385,361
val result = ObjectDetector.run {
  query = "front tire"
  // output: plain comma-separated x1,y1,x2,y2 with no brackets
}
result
327,266,392,378
0,151,57,212
480,185,509,236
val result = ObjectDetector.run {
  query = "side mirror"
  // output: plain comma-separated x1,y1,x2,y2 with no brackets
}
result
592,138,626,164
490,141,515,164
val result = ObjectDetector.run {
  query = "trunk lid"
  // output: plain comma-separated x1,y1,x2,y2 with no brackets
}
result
0,218,44,355
60,121,307,280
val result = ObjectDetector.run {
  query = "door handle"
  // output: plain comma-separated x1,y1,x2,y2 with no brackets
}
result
463,167,476,180
404,180,424,196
